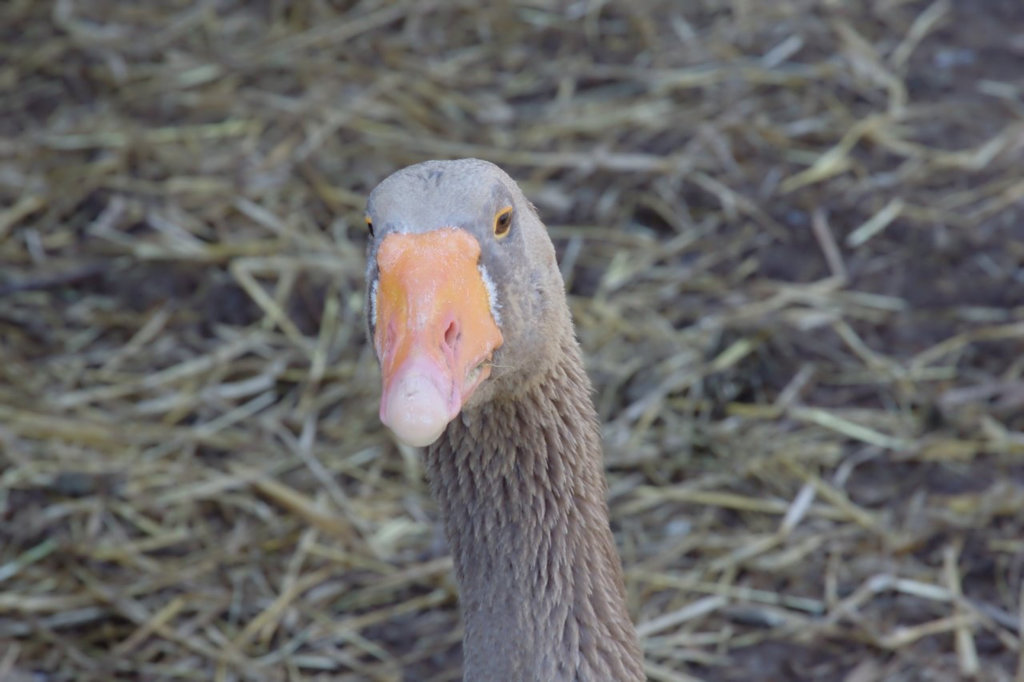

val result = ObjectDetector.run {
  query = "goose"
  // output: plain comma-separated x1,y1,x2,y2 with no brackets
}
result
364,158,644,681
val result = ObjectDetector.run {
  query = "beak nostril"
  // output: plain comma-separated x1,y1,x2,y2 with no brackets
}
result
443,320,459,350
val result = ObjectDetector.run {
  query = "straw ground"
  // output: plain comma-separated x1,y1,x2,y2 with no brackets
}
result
1,1,1022,680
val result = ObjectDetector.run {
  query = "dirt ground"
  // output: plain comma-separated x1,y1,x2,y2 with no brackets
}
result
1,1,1023,680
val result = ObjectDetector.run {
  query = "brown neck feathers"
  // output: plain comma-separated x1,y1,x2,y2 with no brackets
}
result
425,340,644,681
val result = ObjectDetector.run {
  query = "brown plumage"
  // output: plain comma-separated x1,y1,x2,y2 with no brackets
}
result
365,159,644,681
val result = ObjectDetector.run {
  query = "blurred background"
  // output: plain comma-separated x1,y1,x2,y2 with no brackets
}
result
1,1,1023,680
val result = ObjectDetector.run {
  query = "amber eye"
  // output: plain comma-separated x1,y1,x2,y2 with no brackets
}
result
364,216,374,236
493,207,513,238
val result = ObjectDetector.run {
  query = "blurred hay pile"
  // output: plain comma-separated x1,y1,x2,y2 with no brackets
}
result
2,0,1023,680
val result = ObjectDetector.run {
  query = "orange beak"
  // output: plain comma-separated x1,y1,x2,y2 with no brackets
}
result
374,228,504,446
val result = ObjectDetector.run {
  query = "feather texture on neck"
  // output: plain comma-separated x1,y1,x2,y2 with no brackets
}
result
425,338,644,682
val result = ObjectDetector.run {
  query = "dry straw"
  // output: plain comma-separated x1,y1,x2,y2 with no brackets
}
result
1,0,1022,680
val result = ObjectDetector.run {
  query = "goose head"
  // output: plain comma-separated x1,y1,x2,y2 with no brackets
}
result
365,158,567,447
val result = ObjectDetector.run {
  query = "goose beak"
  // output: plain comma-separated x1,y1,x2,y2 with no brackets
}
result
373,227,504,447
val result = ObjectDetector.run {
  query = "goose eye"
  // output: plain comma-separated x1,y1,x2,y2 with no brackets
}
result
365,216,374,236
493,207,513,238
